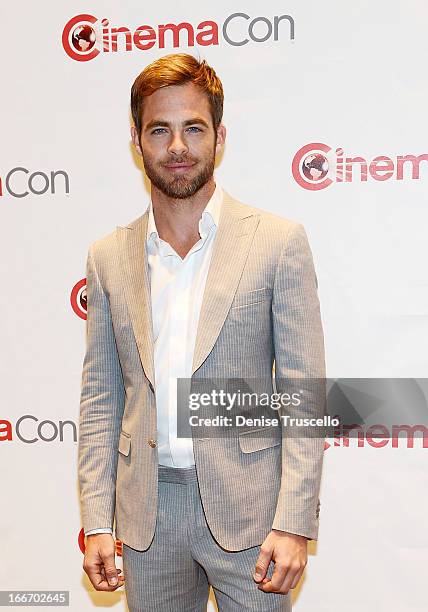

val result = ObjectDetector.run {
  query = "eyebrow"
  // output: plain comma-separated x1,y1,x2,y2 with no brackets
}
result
144,117,210,131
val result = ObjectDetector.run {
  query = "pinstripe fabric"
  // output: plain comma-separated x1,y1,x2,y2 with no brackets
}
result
78,190,326,552
121,465,291,611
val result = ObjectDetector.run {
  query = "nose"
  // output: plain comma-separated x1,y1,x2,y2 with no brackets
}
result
167,130,189,157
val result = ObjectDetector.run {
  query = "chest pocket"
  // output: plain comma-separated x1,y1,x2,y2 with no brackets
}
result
230,287,272,309
238,427,281,453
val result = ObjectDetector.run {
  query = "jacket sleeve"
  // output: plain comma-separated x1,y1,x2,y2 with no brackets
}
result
78,245,125,534
271,222,326,540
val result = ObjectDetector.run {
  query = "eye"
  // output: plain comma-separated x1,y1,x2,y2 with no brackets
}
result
151,128,167,135
186,126,202,133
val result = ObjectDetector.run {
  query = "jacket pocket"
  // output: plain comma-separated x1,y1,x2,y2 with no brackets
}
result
118,430,131,456
230,287,271,309
238,427,281,453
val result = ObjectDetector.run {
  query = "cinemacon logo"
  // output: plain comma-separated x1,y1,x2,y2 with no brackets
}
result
0,167,70,198
62,12,295,61
0,416,77,443
293,142,428,190
325,424,428,449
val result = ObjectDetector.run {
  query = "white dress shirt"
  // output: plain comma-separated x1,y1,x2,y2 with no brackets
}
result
85,182,223,535
149,182,223,467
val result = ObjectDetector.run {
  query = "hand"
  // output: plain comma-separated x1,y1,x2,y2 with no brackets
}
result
83,533,125,591
253,530,307,594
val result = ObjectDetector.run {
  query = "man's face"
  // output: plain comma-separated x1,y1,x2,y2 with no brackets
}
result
131,82,226,199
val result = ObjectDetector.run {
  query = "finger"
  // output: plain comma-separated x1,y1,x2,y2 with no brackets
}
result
100,567,122,578
100,566,125,586
101,552,120,586
103,567,125,582
102,567,122,574
95,567,125,591
87,566,120,591
276,563,304,594
258,560,288,592
260,561,304,594
290,565,305,589
96,577,125,591
253,547,273,582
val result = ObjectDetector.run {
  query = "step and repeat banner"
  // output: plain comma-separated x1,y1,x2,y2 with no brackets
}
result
1,1,427,610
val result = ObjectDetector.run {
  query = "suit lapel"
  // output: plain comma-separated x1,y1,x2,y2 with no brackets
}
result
116,210,155,387
116,191,260,385
191,191,260,375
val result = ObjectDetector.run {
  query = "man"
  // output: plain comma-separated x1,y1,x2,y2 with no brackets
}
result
79,53,326,611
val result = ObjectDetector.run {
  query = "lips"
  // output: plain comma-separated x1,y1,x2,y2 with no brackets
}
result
164,163,195,169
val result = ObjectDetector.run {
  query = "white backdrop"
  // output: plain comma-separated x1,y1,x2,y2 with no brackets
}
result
1,1,427,610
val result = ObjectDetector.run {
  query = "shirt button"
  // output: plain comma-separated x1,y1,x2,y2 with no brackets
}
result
148,438,157,448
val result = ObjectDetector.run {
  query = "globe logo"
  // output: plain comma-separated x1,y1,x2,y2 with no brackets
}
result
302,153,329,182
71,24,96,53
80,287,87,311
70,278,87,320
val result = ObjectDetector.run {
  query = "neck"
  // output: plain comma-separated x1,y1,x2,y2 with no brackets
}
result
150,177,216,245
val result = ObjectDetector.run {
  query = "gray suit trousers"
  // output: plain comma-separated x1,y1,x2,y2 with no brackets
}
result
122,465,291,611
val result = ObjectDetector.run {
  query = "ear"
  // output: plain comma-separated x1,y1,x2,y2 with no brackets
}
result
215,123,226,156
130,126,143,157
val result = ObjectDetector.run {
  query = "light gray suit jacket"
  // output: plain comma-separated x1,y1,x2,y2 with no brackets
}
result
78,190,326,552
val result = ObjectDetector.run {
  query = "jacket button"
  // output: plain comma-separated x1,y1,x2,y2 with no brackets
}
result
148,438,157,448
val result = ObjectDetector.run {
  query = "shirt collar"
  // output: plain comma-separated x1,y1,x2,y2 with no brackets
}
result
146,182,223,247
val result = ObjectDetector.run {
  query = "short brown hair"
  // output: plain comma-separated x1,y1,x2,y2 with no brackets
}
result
131,53,224,137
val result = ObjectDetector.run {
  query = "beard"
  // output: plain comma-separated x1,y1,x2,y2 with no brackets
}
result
142,149,215,200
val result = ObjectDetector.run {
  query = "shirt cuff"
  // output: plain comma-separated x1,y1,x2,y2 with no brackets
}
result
84,528,113,536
